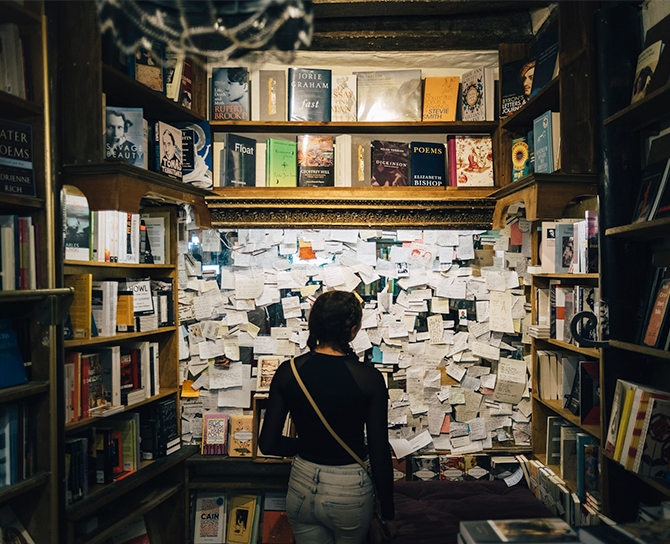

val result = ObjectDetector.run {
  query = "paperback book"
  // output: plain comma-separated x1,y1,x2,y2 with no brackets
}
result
632,40,665,103
256,70,286,122
202,413,228,455
154,121,183,180
533,110,560,174
632,159,670,223
355,70,422,122
297,134,334,187
460,67,495,122
448,135,494,187
173,121,213,189
511,136,530,180
459,517,579,544
500,58,534,117
422,76,459,121
128,41,165,94
288,67,332,122
194,492,227,543
410,141,446,186
221,133,256,187
331,74,357,122
371,140,409,187
266,139,297,187
62,186,90,261
0,118,35,197
334,134,370,187
530,17,559,98
211,67,249,121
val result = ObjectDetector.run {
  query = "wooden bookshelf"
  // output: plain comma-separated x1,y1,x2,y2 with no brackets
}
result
605,217,670,240
603,82,670,131
534,397,601,439
63,326,177,348
609,340,670,361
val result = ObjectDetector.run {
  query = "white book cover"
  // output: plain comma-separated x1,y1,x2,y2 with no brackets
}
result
335,134,352,187
256,142,266,187
151,341,160,396
117,211,127,264
331,74,357,122
63,189,90,262
194,492,227,543
142,216,166,264
128,341,151,399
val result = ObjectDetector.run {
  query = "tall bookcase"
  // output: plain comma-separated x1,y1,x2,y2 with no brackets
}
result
599,59,670,520
0,2,72,544
54,2,210,543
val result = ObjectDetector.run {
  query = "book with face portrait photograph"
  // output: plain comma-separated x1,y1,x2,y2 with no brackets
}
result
105,107,144,168
211,67,250,121
154,121,182,180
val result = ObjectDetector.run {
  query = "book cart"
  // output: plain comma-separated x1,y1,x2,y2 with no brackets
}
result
488,0,602,516
55,2,210,543
0,2,73,543
599,26,670,520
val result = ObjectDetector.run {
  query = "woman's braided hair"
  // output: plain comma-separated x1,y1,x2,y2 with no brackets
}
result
307,290,362,356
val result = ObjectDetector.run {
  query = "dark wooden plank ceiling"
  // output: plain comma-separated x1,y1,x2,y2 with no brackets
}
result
311,0,552,50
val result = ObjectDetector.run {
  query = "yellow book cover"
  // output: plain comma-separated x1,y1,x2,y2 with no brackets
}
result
227,494,257,544
422,76,459,122
228,414,254,457
614,388,637,462
64,273,92,340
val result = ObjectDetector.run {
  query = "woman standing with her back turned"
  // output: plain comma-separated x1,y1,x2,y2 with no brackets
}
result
259,290,396,544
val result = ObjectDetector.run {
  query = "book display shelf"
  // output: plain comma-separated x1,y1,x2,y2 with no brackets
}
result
0,2,74,544
599,28,670,521
55,2,210,543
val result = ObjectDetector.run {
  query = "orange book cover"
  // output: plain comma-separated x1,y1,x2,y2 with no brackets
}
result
261,511,294,544
228,414,254,457
643,279,670,347
422,77,459,121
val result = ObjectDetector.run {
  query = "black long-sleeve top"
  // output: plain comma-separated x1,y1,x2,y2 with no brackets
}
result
258,351,395,520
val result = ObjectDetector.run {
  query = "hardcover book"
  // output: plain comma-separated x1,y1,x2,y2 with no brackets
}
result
257,70,286,122
355,69,422,122
128,41,165,94
642,278,670,348
297,134,334,187
448,135,494,187
422,76,459,122
500,58,534,117
211,67,249,121
632,40,665,103
459,518,579,544
221,133,256,187
228,414,253,457
180,57,193,109
173,121,213,189
371,140,409,187
266,139,297,187
334,134,370,187
288,67,332,122
533,110,560,174
410,141,446,186
154,121,183,180
0,118,35,197
585,210,599,273
530,18,559,98
511,136,530,180
638,398,670,478
632,159,670,223
554,223,574,274
460,67,494,122
202,413,228,455
580,361,601,426
194,492,227,543
256,356,281,392
411,454,439,481
62,186,90,261
439,455,465,481
331,74,357,122
226,494,257,544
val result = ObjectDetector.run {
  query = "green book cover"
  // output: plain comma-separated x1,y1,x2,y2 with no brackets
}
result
266,139,297,187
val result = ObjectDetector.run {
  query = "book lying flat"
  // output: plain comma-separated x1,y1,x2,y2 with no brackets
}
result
460,518,580,544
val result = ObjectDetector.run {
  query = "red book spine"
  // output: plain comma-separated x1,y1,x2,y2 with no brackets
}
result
448,137,457,186
73,356,80,421
131,349,140,390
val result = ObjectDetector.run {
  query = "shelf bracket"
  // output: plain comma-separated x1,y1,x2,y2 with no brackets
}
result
569,311,609,349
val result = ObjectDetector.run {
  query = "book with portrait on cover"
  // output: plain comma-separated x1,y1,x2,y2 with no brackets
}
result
356,70,422,122
104,107,145,168
371,140,409,187
154,121,182,180
211,67,250,121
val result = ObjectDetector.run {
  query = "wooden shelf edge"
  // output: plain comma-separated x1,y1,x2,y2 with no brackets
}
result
0,472,50,503
536,338,601,359
73,485,181,544
499,78,560,131
189,481,288,490
603,82,670,131
602,449,670,498
0,1,43,24
533,397,601,439
65,389,178,432
0,380,49,404
0,287,73,303
0,192,45,210
64,260,175,270
66,445,198,521
609,339,670,360
531,273,599,280
605,217,670,240
64,326,177,348
209,120,499,134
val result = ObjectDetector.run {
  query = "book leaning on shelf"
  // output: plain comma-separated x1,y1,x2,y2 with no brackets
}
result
422,76,459,122
355,69,422,122
211,67,249,121
0,214,39,290
193,491,227,544
460,67,495,122
0,118,36,197
533,110,560,174
173,121,213,190
288,67,332,122
297,134,334,187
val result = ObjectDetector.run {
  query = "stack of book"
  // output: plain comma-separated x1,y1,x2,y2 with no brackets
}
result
529,324,550,339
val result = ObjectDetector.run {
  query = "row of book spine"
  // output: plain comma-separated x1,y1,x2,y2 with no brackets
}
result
66,397,179,505
605,379,670,479
511,110,561,179
64,341,161,424
0,401,36,488
0,214,40,291
0,23,33,102
214,133,494,189
539,212,599,275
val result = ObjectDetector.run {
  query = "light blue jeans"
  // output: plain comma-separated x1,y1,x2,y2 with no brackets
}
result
286,455,374,544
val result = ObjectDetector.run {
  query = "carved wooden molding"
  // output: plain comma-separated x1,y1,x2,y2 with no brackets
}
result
206,188,496,229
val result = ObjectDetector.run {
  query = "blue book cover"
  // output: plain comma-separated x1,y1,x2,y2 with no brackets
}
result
0,321,27,389
410,141,446,186
533,110,554,174
211,67,250,121
530,17,559,98
173,121,213,189
554,223,574,274
288,68,332,122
